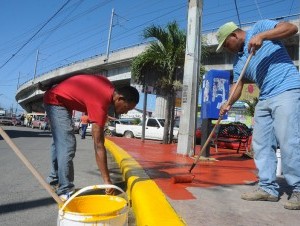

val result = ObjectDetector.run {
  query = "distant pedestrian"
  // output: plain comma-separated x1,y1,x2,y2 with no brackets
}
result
43,116,49,131
217,20,300,210
80,113,89,139
43,74,139,201
27,115,32,127
20,114,25,126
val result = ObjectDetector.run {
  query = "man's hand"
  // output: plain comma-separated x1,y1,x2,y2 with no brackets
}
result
219,101,232,116
248,35,263,54
105,186,115,195
248,21,298,54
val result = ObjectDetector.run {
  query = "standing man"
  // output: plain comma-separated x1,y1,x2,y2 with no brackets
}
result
217,20,300,210
80,113,89,139
43,74,139,201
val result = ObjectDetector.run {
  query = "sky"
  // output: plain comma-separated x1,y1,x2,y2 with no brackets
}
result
0,0,299,113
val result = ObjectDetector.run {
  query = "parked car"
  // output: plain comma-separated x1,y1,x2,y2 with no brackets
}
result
106,118,140,136
31,116,47,129
72,117,92,135
25,113,46,127
115,117,178,141
0,116,14,125
40,118,50,131
12,116,23,126
75,118,139,136
73,118,81,134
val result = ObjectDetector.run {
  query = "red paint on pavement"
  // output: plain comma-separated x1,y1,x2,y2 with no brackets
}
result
108,137,257,200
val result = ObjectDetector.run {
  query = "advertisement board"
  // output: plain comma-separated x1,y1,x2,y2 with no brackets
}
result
201,70,230,119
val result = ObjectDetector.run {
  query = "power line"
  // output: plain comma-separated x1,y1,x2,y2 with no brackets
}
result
8,0,298,78
254,0,263,19
0,0,71,71
234,0,242,27
34,4,187,74
289,0,295,14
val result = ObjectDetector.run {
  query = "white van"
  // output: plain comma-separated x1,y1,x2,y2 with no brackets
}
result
24,112,46,127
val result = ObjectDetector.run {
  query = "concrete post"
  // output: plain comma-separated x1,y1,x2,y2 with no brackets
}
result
177,0,202,155
105,8,114,61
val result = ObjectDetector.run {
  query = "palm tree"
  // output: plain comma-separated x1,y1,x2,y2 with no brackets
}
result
132,21,186,143
132,21,207,144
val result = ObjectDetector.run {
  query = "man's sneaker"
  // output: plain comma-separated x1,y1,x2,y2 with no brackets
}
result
241,187,279,202
284,191,300,210
59,190,75,202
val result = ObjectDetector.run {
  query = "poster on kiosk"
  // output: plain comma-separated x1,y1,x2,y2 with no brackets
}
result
201,70,230,120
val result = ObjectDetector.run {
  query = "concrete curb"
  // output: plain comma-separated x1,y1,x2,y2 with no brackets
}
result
105,139,186,226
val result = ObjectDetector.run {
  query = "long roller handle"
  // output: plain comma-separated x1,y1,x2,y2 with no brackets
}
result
189,52,254,173
0,127,64,206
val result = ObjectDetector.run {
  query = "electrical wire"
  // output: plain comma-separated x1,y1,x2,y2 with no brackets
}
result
1,0,298,81
255,0,263,19
234,0,242,27
0,0,71,71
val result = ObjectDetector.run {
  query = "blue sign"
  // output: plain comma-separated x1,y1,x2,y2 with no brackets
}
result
201,70,230,119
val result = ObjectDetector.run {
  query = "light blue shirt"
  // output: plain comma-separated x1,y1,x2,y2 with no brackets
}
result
233,20,300,100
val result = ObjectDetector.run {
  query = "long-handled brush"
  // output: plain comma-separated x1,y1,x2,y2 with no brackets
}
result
172,52,254,183
0,127,64,206
188,52,254,174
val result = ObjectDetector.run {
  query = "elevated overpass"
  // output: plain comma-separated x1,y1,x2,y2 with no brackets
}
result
16,43,149,112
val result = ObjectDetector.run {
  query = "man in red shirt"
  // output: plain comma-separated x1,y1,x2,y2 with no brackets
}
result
43,74,139,201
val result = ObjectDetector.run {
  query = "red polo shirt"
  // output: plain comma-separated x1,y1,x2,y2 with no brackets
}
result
44,74,114,126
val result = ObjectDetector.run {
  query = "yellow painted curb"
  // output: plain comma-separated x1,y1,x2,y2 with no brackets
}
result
105,139,186,226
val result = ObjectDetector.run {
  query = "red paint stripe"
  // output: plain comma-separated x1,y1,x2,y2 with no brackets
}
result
108,137,257,200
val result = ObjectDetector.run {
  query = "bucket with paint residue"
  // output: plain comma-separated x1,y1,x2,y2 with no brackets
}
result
57,185,129,226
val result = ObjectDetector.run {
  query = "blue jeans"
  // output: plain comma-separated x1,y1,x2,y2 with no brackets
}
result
44,104,76,195
81,124,88,139
253,89,300,197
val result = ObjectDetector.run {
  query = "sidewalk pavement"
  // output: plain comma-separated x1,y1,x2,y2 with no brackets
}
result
105,137,299,226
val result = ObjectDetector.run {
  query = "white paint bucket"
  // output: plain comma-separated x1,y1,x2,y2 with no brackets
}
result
57,185,129,226
276,149,282,176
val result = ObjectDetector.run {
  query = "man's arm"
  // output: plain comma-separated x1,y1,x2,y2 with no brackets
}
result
248,21,298,53
92,123,114,194
220,80,244,116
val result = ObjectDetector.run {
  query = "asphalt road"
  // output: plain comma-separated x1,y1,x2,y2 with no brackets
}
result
0,126,134,226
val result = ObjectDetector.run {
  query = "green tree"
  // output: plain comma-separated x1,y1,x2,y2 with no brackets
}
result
132,21,207,144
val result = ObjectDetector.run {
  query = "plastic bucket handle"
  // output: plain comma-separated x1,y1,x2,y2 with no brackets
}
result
60,184,128,212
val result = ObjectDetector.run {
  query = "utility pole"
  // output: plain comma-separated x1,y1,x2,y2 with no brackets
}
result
33,49,39,80
177,0,202,155
15,72,21,115
17,72,20,90
141,83,148,142
105,8,114,61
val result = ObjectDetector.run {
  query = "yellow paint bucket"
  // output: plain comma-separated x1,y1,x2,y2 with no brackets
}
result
57,185,129,226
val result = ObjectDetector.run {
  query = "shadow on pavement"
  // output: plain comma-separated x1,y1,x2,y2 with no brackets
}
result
0,127,52,139
0,197,55,214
